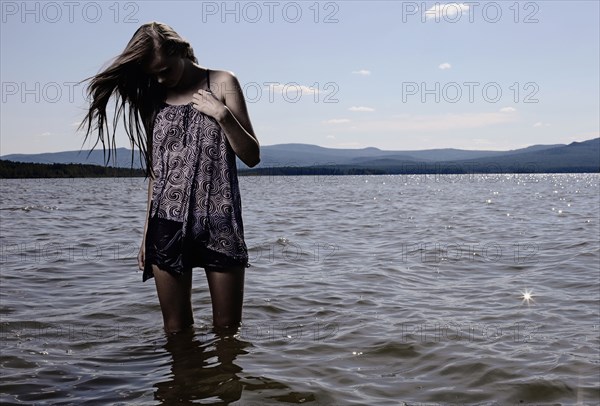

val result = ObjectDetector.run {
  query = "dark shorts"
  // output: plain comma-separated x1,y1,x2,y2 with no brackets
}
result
143,216,247,282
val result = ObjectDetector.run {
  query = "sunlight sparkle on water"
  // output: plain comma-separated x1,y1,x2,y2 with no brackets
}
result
520,289,534,305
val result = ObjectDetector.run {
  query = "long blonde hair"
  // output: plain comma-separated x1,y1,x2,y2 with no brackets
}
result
79,22,197,175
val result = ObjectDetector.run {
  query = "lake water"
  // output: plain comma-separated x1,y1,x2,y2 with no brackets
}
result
1,174,599,405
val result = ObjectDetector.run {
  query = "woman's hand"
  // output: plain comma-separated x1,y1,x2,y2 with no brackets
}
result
191,89,227,121
137,244,145,271
191,70,260,167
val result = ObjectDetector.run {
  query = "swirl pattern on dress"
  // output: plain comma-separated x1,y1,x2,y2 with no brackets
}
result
148,101,249,271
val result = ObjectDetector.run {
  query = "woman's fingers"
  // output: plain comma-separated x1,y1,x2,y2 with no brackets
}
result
192,89,214,104
192,89,222,117
137,246,144,270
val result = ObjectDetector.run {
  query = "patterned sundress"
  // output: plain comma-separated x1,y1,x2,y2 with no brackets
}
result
143,69,248,282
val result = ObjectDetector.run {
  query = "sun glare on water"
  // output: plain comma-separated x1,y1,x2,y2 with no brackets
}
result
520,289,534,305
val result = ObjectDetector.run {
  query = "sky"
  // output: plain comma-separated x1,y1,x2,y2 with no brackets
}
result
1,0,599,155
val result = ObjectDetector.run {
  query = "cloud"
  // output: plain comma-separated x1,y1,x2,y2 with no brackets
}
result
533,122,550,127
349,106,375,112
500,107,516,113
324,118,351,124
38,132,52,137
425,3,470,20
335,111,518,133
352,69,371,76
438,63,452,70
326,135,336,139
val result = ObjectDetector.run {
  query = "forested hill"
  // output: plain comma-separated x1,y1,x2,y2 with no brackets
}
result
0,160,145,178
1,138,598,178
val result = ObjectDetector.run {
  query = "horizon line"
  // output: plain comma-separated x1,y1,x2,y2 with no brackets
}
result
2,137,598,157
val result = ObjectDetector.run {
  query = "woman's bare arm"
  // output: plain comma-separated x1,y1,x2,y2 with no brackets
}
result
138,177,154,270
192,70,260,167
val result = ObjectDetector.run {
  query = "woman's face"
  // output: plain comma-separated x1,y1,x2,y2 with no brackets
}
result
145,51,185,89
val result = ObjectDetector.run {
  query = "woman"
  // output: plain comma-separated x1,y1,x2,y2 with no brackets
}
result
80,22,260,334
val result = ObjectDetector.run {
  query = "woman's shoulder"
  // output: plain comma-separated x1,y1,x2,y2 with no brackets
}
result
209,69,240,87
208,69,243,103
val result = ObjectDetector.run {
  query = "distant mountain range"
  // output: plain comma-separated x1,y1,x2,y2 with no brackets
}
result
1,138,599,174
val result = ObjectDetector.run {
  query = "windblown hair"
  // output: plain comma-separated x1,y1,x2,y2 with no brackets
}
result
78,22,197,176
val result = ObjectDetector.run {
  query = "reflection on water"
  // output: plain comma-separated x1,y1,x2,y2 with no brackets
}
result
154,326,303,405
155,328,249,405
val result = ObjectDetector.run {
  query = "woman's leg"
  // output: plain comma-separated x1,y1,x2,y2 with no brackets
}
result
204,266,245,330
152,265,194,334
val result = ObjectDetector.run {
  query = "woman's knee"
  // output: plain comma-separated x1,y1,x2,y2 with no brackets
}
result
152,266,194,330
204,266,244,328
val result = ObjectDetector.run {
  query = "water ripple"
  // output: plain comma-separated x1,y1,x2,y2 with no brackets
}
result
0,175,598,404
